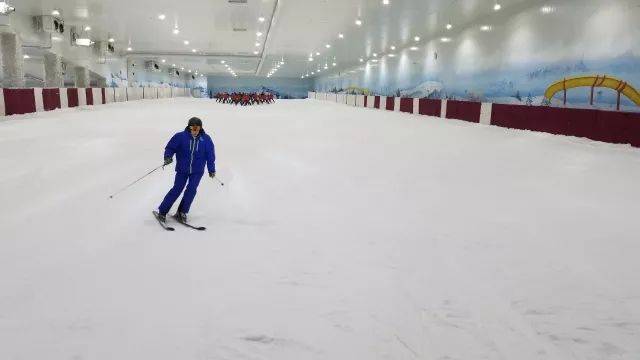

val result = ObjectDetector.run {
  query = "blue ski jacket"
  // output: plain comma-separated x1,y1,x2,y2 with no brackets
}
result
164,127,216,174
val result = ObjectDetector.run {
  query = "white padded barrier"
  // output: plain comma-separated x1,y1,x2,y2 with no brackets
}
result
0,89,4,115
114,87,126,102
308,91,316,99
92,88,102,104
78,88,87,106
413,98,419,114
379,96,387,109
394,97,400,112
34,88,44,112
128,87,144,101
480,102,493,125
330,93,338,102
143,87,157,100
337,94,346,104
346,94,356,106
356,95,365,107
106,88,115,103
59,88,68,108
441,99,448,118
366,95,375,108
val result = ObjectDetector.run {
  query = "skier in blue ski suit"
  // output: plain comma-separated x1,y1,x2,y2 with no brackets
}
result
158,117,216,222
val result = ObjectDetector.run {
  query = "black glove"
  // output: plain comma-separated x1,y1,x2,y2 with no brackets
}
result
209,171,216,178
164,157,173,166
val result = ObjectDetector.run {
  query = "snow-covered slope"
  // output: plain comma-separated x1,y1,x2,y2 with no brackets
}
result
0,98,639,359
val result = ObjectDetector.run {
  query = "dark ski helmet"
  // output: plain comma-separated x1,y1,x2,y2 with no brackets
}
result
188,117,203,127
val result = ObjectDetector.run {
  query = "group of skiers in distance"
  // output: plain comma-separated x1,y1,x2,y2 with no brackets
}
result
213,92,276,106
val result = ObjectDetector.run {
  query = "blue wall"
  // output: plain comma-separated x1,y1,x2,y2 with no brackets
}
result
207,75,312,99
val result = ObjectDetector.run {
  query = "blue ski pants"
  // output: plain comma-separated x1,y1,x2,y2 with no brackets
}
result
158,172,204,215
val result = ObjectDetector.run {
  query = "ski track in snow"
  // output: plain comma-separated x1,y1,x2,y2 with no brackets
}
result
0,98,639,359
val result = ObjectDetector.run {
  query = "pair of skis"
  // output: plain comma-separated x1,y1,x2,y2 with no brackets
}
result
153,211,206,231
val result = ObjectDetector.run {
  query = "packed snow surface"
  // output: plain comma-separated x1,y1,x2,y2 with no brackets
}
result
0,98,639,360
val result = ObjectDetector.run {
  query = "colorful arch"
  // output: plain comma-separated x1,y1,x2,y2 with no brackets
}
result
545,75,640,108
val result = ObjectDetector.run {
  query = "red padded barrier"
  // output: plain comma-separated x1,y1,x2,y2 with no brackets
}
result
419,99,441,117
67,88,79,107
374,96,381,109
386,96,395,110
85,88,93,105
400,98,413,113
42,88,61,111
446,100,481,123
492,104,640,146
3,88,36,115
364,96,367,108
101,88,106,104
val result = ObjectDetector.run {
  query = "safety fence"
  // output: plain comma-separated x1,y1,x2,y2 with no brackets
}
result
0,87,191,117
308,92,640,147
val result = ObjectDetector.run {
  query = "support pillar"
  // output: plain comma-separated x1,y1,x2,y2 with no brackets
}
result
0,32,25,88
44,52,63,88
74,66,90,88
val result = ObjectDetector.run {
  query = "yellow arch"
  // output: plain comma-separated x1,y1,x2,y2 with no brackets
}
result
544,75,640,106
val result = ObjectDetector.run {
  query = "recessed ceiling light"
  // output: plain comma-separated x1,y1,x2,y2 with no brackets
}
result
255,42,261,47
325,44,331,48
158,14,166,20
180,67,184,70
192,49,197,52
52,36,63,42
494,3,502,11
308,57,313,61
371,59,378,63
355,18,362,26
254,50,259,55
172,64,176,67
161,59,166,63
173,28,180,35
359,58,363,62
23,54,30,59
387,53,396,57
373,53,377,57
446,23,453,30
480,25,492,31
390,45,396,50
256,31,263,37
84,26,91,31
258,16,265,22
184,40,189,45
315,52,320,56
108,38,115,43
440,37,451,42
338,33,344,39
332,62,336,66
410,46,419,51
51,9,60,16
188,70,191,73
221,60,226,64
414,36,420,41
540,6,555,14
382,0,390,5
127,47,132,51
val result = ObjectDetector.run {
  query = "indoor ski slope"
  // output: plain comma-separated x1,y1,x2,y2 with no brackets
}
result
1,98,639,360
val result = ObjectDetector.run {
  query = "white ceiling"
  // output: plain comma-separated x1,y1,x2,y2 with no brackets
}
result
13,0,534,78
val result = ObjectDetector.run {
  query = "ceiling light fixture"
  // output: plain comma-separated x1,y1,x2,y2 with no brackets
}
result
387,54,396,57
359,58,363,62
254,50,259,55
183,40,189,45
51,9,60,16
315,52,320,56
382,0,390,5
255,42,261,47
440,37,451,42
355,18,362,26
446,23,453,30
410,46,419,51
158,14,166,20
390,45,396,50
332,62,336,66
192,49,197,52
108,37,115,43
173,28,180,35
256,31,263,37
126,47,133,51
494,2,502,11
258,16,265,22
220,60,225,64
338,33,344,39
23,54,30,59
84,26,91,31
414,36,420,41
325,44,331,48
480,25,492,31
161,59,166,63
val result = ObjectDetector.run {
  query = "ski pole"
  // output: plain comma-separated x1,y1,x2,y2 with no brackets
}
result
109,164,164,199
212,176,224,186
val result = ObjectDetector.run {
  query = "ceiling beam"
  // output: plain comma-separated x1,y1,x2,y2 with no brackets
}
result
255,0,280,76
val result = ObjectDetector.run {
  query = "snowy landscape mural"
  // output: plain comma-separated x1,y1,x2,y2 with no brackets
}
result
314,0,640,112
